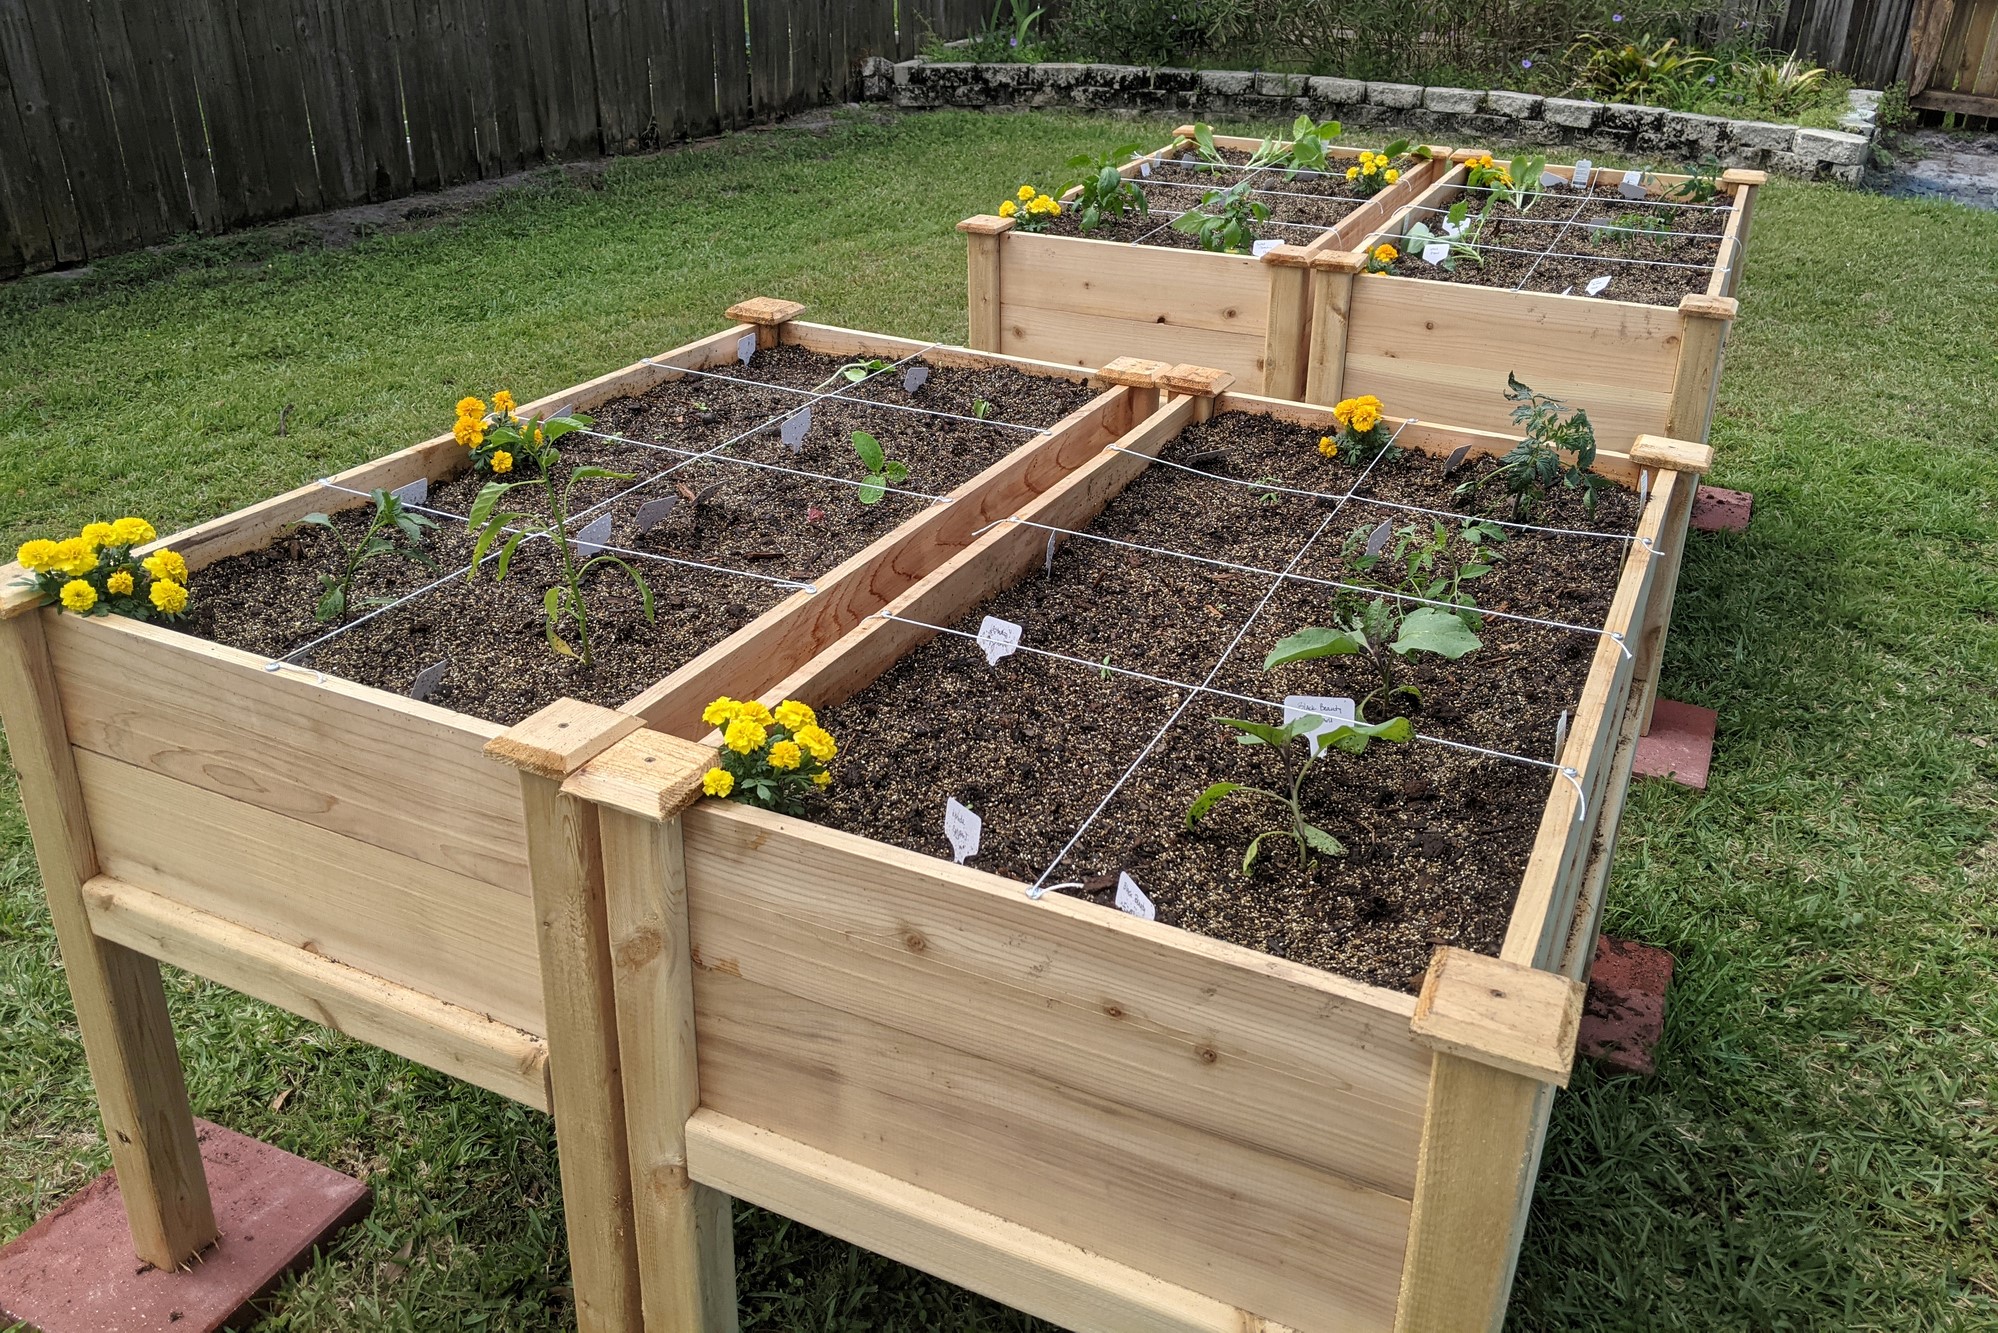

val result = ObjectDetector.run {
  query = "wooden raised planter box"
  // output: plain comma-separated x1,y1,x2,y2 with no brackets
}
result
0,302,1160,1327
959,129,1452,397
1308,153,1766,448
564,374,1718,1331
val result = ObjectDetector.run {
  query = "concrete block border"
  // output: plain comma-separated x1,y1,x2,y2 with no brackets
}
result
866,57,1878,182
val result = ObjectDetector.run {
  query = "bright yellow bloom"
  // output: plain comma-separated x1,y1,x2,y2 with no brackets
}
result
723,717,767,755
491,450,513,474
795,724,837,763
767,740,802,771
54,538,97,576
736,700,774,728
143,549,188,584
811,770,831,787
148,579,188,615
702,768,734,797
454,417,486,448
111,517,156,546
106,569,134,596
1351,407,1381,433
491,390,516,415
456,396,486,421
80,522,114,551
1318,434,1338,458
998,200,1017,218
1345,166,1359,181
60,579,97,612
1373,243,1398,264
1018,184,1036,201
774,699,816,732
1384,169,1399,183
16,539,57,572
1331,400,1354,429
702,696,740,727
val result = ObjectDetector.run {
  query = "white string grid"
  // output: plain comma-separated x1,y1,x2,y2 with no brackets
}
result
635,358,1052,434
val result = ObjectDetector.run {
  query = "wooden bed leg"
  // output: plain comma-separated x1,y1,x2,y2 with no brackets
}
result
1717,170,1765,298
563,729,738,1332
1095,356,1170,430
0,609,217,1269
489,700,650,1333
1158,363,1235,424
1628,437,1715,734
723,297,807,350
1397,948,1584,1333
1667,294,1737,444
1305,251,1364,406
957,215,1015,353
1261,246,1313,401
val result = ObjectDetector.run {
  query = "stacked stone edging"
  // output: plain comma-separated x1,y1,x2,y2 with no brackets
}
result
860,58,1874,181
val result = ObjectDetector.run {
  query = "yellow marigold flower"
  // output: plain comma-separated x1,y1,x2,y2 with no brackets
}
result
702,696,740,727
812,770,831,787
54,538,97,576
456,396,486,422
1345,166,1359,181
1331,398,1356,428
149,579,188,615
1318,434,1338,458
16,539,57,572
106,569,134,596
1497,170,1512,185
1352,405,1382,432
737,700,774,728
1384,169,1399,183
454,417,485,448
767,740,802,771
723,717,766,755
143,549,188,584
774,699,816,732
795,724,837,763
702,768,734,797
1373,243,1398,264
533,427,544,443
80,522,114,551
60,579,97,612
492,390,516,415
998,199,1017,217
111,517,155,546
1018,184,1036,201
491,450,513,474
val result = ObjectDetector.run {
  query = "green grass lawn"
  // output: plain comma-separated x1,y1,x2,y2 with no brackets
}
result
2,109,1995,1331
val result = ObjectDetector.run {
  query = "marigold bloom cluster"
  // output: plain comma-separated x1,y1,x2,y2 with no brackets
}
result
997,186,1062,229
1332,394,1385,435
1344,150,1400,188
1464,153,1514,188
16,517,188,622
700,695,836,813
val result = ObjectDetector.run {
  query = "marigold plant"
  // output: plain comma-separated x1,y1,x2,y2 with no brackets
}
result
1325,395,1396,467
1364,242,1399,275
699,696,836,813
15,518,190,622
997,184,1063,232
455,390,538,477
1343,144,1415,198
1462,153,1512,190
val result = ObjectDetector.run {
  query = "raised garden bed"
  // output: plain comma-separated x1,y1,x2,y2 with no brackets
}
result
1307,153,1766,449
572,370,1718,1331
0,300,1155,1321
961,128,1450,397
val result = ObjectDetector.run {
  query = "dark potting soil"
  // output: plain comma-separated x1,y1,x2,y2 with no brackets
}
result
1037,146,1384,252
178,346,1098,725
811,412,1641,992
1385,181,1727,306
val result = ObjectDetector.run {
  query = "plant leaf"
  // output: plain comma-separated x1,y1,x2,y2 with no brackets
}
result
1242,830,1273,875
1186,781,1245,827
1263,625,1366,669
300,512,335,529
1392,606,1483,659
882,459,909,483
1216,716,1313,749
585,554,654,621
851,430,885,472
1326,715,1416,754
1300,822,1346,856
314,584,345,622
857,476,886,505
496,530,528,580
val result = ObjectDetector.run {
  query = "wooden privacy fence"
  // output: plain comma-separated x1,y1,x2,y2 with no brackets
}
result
0,0,986,278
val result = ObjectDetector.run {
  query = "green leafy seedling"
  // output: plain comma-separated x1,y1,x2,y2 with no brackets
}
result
850,430,909,504
1185,712,1410,875
301,487,437,622
1063,144,1149,231
1457,373,1607,518
1172,178,1269,254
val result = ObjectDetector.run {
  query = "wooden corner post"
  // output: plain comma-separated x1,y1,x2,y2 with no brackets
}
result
1397,948,1586,1333
0,603,218,1269
1095,356,1170,428
1628,434,1715,734
1261,244,1314,402
1718,168,1766,297
956,215,1015,352
1306,249,1366,406
724,297,807,350
487,699,650,1333
561,728,739,1332
1668,293,1737,444
1158,363,1234,424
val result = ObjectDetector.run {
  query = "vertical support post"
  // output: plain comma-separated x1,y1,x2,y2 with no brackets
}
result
1260,245,1313,401
1305,251,1365,406
956,214,1014,352
1093,356,1170,432
1158,364,1234,425
487,699,648,1333
1397,948,1584,1333
1667,294,1736,444
1717,169,1765,298
1627,437,1714,735
566,729,739,1332
0,605,216,1267
723,297,807,351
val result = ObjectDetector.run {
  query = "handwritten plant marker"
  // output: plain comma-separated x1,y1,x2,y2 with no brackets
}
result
1252,239,1283,258
1421,241,1451,266
409,658,448,702
1044,530,1059,576
391,477,428,506
944,797,982,864
1140,159,1153,178
1364,519,1394,558
736,333,756,365
780,407,811,453
635,495,678,535
902,365,930,392
574,512,614,559
1619,169,1648,200
694,481,726,506
976,615,1023,666
1554,708,1571,757
1585,275,1612,296
1571,159,1594,188
1115,871,1157,921
1284,694,1358,755
1638,469,1651,505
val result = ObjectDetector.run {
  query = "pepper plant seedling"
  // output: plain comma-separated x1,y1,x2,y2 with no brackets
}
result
850,430,909,504
1280,116,1344,177
1062,144,1149,231
1185,712,1410,875
301,487,438,622
1457,373,1608,518
1172,178,1269,253
1403,201,1486,270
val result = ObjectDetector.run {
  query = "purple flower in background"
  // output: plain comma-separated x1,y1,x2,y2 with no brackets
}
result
1612,11,1623,19
1705,73,1716,82
1522,58,1533,68
1009,36,1019,47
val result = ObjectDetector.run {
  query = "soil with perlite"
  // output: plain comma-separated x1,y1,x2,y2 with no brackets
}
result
177,346,1097,724
810,413,1641,991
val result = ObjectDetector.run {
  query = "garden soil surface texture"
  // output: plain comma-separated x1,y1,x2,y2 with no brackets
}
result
817,413,1638,989
184,347,1094,724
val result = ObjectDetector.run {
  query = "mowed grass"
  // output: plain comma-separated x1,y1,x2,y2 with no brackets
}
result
1,109,1994,1331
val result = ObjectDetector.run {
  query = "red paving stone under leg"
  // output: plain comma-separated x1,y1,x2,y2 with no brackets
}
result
1690,485,1752,532
0,1120,369,1333
1633,698,1717,789
1577,936,1675,1075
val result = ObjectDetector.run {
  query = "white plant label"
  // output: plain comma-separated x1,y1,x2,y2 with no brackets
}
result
944,797,982,864
1585,275,1612,296
736,332,756,364
1619,169,1648,199
1638,469,1651,505
1284,694,1357,755
1364,519,1394,558
391,477,428,506
1044,531,1059,575
1421,241,1450,266
780,407,811,452
1571,159,1594,188
1442,217,1465,238
1540,168,1565,188
1139,159,1153,177
574,512,614,559
635,495,678,534
976,615,1022,666
409,658,448,702
1251,239,1283,258
1115,871,1156,921
1560,285,1575,296
902,365,930,392
1555,708,1571,756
